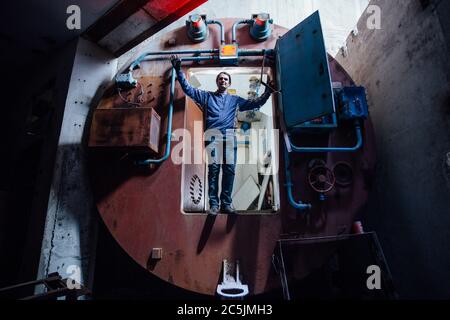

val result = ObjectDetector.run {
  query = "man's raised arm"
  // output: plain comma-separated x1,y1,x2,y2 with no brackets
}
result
237,80,276,111
171,55,207,109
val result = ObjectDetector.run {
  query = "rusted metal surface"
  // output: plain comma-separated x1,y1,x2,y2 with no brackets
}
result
98,76,166,110
89,19,376,295
88,107,160,154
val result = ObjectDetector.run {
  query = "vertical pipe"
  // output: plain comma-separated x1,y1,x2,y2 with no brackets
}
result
284,147,312,210
206,20,225,45
232,20,253,44
136,56,219,166
137,67,176,165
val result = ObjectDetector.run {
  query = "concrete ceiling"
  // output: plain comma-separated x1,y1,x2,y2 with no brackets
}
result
0,0,120,71
0,0,208,72
85,0,208,56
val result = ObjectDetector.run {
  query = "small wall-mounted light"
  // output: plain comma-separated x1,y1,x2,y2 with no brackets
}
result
186,14,208,43
250,13,273,42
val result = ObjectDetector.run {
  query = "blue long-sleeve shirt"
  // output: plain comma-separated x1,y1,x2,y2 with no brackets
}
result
176,70,271,133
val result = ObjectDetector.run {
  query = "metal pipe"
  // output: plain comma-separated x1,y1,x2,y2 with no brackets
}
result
232,19,253,44
129,47,275,72
289,122,363,153
206,20,225,45
137,54,220,66
136,56,220,166
238,48,275,57
137,67,176,166
129,49,219,71
284,147,312,210
179,56,218,62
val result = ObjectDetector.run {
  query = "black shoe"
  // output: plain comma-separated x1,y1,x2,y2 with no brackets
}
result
221,205,237,214
208,206,219,216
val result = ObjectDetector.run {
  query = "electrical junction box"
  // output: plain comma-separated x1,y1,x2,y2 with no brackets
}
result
88,107,161,154
115,72,137,89
219,44,238,65
337,87,369,121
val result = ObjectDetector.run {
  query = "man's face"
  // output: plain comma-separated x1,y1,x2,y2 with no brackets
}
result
216,73,231,92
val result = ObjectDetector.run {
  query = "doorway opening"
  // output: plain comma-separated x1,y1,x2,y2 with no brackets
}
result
181,67,280,215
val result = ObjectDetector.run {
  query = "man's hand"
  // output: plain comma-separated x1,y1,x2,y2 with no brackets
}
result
170,55,181,71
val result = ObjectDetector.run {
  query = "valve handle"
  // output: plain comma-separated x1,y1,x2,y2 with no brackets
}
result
308,165,336,193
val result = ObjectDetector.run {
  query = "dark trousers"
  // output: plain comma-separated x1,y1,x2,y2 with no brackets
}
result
206,133,237,208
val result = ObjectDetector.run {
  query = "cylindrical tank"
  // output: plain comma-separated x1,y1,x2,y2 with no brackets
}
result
88,18,376,296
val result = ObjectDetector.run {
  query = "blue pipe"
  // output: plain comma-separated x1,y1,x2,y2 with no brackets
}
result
232,20,253,43
180,56,218,62
129,49,219,71
284,147,312,210
238,49,275,57
137,67,176,165
206,20,225,44
288,122,363,153
283,122,363,208
128,48,273,72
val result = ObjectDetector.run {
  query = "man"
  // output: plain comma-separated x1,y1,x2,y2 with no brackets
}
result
170,55,274,215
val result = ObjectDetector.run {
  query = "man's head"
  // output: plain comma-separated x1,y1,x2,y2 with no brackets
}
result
216,72,231,93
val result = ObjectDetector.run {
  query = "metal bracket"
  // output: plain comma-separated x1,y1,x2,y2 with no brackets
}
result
115,72,137,89
216,260,249,299
0,272,90,300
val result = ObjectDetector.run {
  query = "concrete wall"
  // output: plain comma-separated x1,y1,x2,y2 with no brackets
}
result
36,38,117,294
0,40,78,287
336,0,450,299
434,0,450,51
